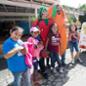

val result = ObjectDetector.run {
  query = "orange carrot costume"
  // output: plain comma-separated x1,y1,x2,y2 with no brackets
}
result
48,5,67,55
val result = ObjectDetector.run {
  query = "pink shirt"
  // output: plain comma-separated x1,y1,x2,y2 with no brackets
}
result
24,37,44,67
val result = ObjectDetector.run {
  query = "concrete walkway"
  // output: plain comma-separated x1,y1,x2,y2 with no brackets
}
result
0,50,86,86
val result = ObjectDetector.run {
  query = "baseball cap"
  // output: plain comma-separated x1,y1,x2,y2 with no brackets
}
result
30,27,40,33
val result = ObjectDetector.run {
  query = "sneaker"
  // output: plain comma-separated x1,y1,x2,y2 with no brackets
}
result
59,67,64,73
71,59,75,64
50,67,56,73
56,67,64,74
68,60,75,68
68,63,74,67
42,72,48,79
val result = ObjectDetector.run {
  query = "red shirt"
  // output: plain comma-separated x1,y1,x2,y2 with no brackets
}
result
48,33,61,53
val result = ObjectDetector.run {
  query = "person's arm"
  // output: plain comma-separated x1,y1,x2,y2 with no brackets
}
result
44,33,50,50
68,32,72,41
4,46,23,59
73,32,79,40
72,34,77,39
45,38,49,50
58,34,61,54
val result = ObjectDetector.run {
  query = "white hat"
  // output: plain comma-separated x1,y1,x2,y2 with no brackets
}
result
30,27,40,33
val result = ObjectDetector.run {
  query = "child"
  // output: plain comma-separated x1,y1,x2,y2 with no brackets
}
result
47,23,63,73
68,24,81,64
24,27,44,85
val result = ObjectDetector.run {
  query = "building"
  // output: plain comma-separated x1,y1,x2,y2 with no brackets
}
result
62,5,84,19
0,0,57,21
0,0,57,35
0,0,57,34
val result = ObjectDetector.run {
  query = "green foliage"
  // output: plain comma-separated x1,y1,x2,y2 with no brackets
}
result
32,16,36,22
68,15,76,24
79,4,86,12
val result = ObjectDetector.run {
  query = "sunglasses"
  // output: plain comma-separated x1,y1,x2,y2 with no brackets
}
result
33,31,40,34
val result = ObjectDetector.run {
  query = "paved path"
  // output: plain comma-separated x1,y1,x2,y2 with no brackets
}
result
0,50,86,86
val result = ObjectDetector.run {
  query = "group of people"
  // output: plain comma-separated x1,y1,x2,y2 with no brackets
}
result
2,4,85,86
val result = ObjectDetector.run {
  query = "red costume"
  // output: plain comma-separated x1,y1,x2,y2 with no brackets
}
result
32,18,53,46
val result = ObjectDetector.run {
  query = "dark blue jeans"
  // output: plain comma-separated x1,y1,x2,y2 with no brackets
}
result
50,52,62,68
33,58,39,70
61,52,66,66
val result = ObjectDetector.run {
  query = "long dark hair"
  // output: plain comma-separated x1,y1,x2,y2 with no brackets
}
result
69,24,77,32
10,27,18,33
48,23,55,37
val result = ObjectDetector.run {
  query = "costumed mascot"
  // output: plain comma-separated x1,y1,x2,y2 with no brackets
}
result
48,4,67,66
32,5,53,79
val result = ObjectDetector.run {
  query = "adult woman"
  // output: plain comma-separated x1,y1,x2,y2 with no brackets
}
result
2,26,32,86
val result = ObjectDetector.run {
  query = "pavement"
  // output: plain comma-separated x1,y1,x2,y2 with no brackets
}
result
0,49,86,86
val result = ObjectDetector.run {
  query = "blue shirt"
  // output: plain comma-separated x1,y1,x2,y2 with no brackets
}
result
2,38,27,72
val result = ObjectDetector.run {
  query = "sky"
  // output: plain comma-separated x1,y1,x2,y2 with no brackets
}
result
60,0,86,8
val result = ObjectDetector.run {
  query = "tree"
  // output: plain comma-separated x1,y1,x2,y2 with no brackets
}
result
79,4,86,13
79,4,86,23
68,15,76,24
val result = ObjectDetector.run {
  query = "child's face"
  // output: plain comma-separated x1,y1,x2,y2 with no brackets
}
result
51,24,58,34
32,31,39,38
71,25,76,32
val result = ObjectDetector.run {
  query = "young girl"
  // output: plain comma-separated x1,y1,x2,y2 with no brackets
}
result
68,24,81,64
47,23,63,73
24,27,44,85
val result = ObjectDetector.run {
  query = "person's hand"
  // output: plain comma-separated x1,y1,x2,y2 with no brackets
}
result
72,34,77,39
24,42,33,45
21,47,27,55
37,43,43,48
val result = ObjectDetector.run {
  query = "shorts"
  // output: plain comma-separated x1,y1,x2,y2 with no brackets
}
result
69,41,79,53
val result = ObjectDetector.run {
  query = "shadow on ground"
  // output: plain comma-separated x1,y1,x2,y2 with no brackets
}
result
79,52,86,66
40,71,69,86
0,58,7,70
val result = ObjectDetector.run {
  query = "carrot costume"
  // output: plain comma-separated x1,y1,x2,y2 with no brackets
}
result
48,5,67,55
